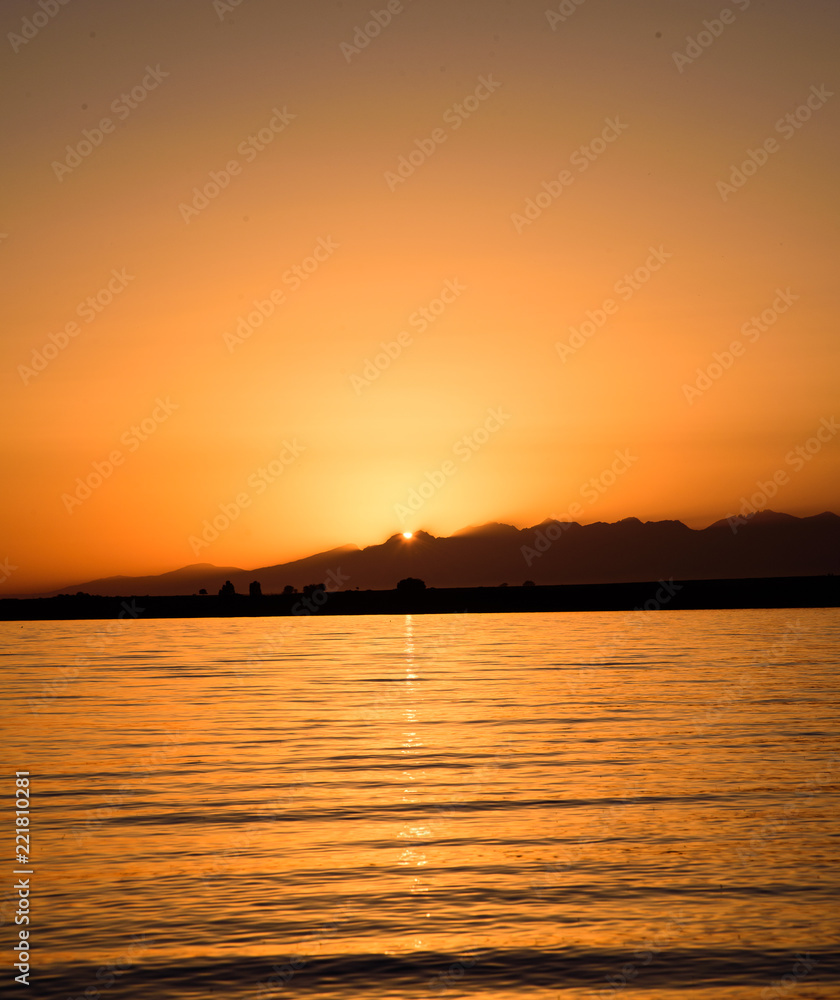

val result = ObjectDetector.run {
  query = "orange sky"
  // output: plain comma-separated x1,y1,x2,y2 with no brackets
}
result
2,0,838,593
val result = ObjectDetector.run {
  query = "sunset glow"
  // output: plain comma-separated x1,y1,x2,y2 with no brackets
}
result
3,6,840,999
2,0,838,594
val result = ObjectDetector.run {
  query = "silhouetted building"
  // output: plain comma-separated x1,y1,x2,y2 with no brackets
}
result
249,581,262,598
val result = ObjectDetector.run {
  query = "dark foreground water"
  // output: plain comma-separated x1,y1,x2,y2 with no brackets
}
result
1,609,839,999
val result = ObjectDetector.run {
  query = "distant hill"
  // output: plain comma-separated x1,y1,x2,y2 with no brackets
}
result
36,511,840,597
58,562,248,596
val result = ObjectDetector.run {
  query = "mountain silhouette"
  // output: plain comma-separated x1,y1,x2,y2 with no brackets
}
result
36,511,839,597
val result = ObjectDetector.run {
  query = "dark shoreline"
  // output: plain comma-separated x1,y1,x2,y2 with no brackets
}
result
0,575,837,621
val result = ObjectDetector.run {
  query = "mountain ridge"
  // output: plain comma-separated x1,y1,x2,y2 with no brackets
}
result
24,510,840,598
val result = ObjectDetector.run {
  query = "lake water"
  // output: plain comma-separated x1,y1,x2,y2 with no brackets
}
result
2,609,839,999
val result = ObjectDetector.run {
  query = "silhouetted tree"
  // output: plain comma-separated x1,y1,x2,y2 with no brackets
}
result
303,583,326,597
249,581,262,598
199,588,207,595
282,585,296,595
397,577,426,592
218,580,236,598
523,580,535,587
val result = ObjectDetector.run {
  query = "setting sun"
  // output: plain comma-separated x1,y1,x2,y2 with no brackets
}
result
403,532,414,539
